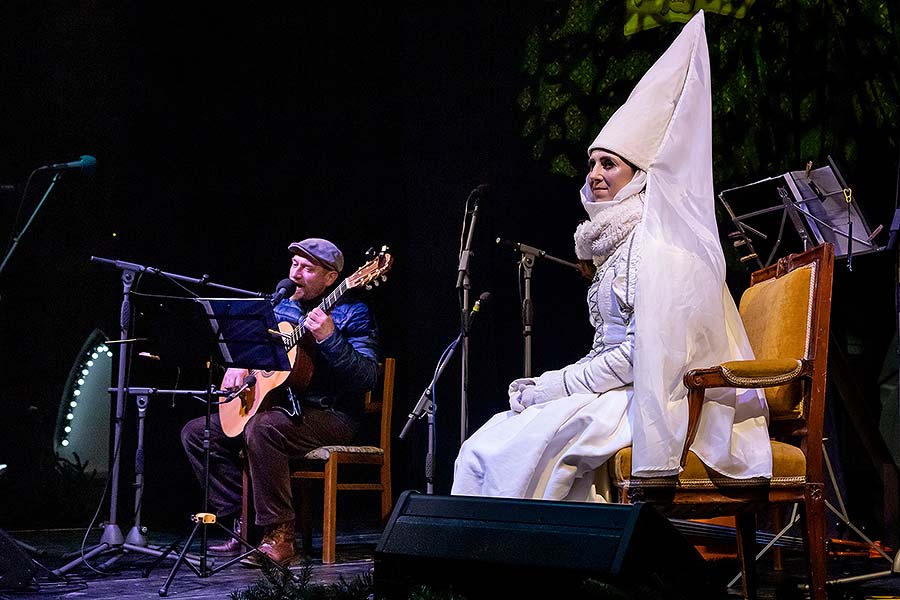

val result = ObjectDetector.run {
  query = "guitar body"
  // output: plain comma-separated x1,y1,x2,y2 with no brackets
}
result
219,321,315,438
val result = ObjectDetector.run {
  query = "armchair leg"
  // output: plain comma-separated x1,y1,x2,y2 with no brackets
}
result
735,512,758,600
802,484,828,600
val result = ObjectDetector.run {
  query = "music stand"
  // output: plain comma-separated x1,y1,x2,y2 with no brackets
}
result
719,158,883,269
197,298,292,371
150,297,295,597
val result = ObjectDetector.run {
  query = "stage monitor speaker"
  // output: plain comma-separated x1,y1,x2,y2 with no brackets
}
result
0,528,37,591
375,491,723,600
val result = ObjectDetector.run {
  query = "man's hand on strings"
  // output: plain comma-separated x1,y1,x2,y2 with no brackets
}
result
305,307,335,342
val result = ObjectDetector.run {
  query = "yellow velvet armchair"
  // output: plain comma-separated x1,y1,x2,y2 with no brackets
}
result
607,243,835,600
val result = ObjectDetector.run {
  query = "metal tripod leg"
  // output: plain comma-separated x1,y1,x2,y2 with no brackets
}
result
729,439,898,589
54,268,134,577
728,504,802,588
822,439,899,586
54,391,203,576
151,512,297,597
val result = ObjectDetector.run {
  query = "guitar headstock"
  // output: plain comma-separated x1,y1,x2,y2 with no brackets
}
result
346,245,393,291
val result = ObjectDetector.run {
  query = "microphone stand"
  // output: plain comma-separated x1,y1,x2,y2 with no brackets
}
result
0,171,61,275
61,257,264,577
400,303,485,494
456,193,479,444
399,333,461,495
496,238,578,377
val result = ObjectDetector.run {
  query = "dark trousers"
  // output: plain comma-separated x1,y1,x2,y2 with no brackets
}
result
180,408,357,527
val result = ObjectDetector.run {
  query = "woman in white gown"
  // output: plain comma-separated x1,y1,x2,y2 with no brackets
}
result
451,150,644,501
451,10,772,502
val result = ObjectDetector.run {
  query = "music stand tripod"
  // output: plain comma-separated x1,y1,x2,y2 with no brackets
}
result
147,297,296,597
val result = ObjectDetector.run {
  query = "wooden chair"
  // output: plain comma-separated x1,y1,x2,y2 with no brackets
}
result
606,243,834,600
292,357,396,564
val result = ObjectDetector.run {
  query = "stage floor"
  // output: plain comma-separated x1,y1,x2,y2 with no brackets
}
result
2,526,900,599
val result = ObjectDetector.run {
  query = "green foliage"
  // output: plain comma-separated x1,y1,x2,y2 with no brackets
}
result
518,0,900,219
51,452,105,525
230,562,373,600
407,585,469,600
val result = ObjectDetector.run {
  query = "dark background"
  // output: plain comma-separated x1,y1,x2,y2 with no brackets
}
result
0,2,898,546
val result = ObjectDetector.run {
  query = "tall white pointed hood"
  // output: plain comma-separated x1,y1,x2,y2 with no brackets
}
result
596,11,773,478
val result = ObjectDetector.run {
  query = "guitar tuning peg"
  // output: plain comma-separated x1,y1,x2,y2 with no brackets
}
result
381,275,387,282
366,284,373,291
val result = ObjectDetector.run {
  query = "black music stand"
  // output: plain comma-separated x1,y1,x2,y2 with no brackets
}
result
148,297,294,597
198,298,292,371
719,158,883,269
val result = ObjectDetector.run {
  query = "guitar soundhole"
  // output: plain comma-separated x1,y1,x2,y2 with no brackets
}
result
260,370,275,378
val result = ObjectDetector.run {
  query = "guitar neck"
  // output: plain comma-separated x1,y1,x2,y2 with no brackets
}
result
283,279,350,350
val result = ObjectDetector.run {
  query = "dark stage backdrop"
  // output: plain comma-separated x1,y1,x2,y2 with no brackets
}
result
0,3,898,542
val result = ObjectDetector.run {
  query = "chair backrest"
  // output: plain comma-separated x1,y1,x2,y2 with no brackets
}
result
363,357,396,458
738,244,834,470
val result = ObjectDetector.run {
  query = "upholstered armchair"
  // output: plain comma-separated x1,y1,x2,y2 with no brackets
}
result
607,243,835,600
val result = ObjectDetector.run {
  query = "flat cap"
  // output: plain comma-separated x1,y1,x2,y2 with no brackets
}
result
287,238,344,273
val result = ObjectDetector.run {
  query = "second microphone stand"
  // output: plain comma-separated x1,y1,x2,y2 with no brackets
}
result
456,190,481,444
496,238,579,377
400,299,487,494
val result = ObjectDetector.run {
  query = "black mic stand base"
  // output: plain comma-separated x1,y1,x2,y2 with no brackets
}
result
147,512,296,597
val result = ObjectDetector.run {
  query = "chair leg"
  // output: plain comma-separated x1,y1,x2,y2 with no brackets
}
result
802,484,828,600
735,512,758,600
380,464,392,523
322,459,338,564
771,506,784,571
298,480,313,557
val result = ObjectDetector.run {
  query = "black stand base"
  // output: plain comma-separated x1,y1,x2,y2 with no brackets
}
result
146,512,295,597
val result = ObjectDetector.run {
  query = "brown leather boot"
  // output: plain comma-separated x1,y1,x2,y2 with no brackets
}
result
208,518,242,557
242,520,295,567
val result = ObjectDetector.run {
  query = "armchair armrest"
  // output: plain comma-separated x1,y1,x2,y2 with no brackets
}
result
678,358,811,467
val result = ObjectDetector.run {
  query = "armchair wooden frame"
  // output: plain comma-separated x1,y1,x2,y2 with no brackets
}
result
608,243,835,600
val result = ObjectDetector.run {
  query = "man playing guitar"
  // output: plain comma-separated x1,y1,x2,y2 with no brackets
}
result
180,238,380,566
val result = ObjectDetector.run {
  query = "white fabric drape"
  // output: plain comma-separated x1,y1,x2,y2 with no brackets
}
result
626,11,771,477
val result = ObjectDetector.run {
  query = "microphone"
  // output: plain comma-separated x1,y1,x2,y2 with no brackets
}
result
465,291,491,332
470,291,491,318
270,277,297,306
496,237,545,257
223,374,257,403
472,183,490,197
470,183,490,207
44,155,97,175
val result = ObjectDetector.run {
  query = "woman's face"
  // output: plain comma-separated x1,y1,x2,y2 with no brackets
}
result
587,149,635,202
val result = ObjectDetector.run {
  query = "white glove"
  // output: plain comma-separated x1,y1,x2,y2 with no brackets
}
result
508,378,537,413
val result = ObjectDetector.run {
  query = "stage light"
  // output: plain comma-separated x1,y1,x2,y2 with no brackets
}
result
54,329,113,475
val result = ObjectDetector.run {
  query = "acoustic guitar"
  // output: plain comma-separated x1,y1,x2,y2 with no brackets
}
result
219,246,394,437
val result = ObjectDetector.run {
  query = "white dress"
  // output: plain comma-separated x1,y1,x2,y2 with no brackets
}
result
451,230,641,501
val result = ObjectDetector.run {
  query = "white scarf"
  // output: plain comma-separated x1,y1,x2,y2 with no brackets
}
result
574,171,646,266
